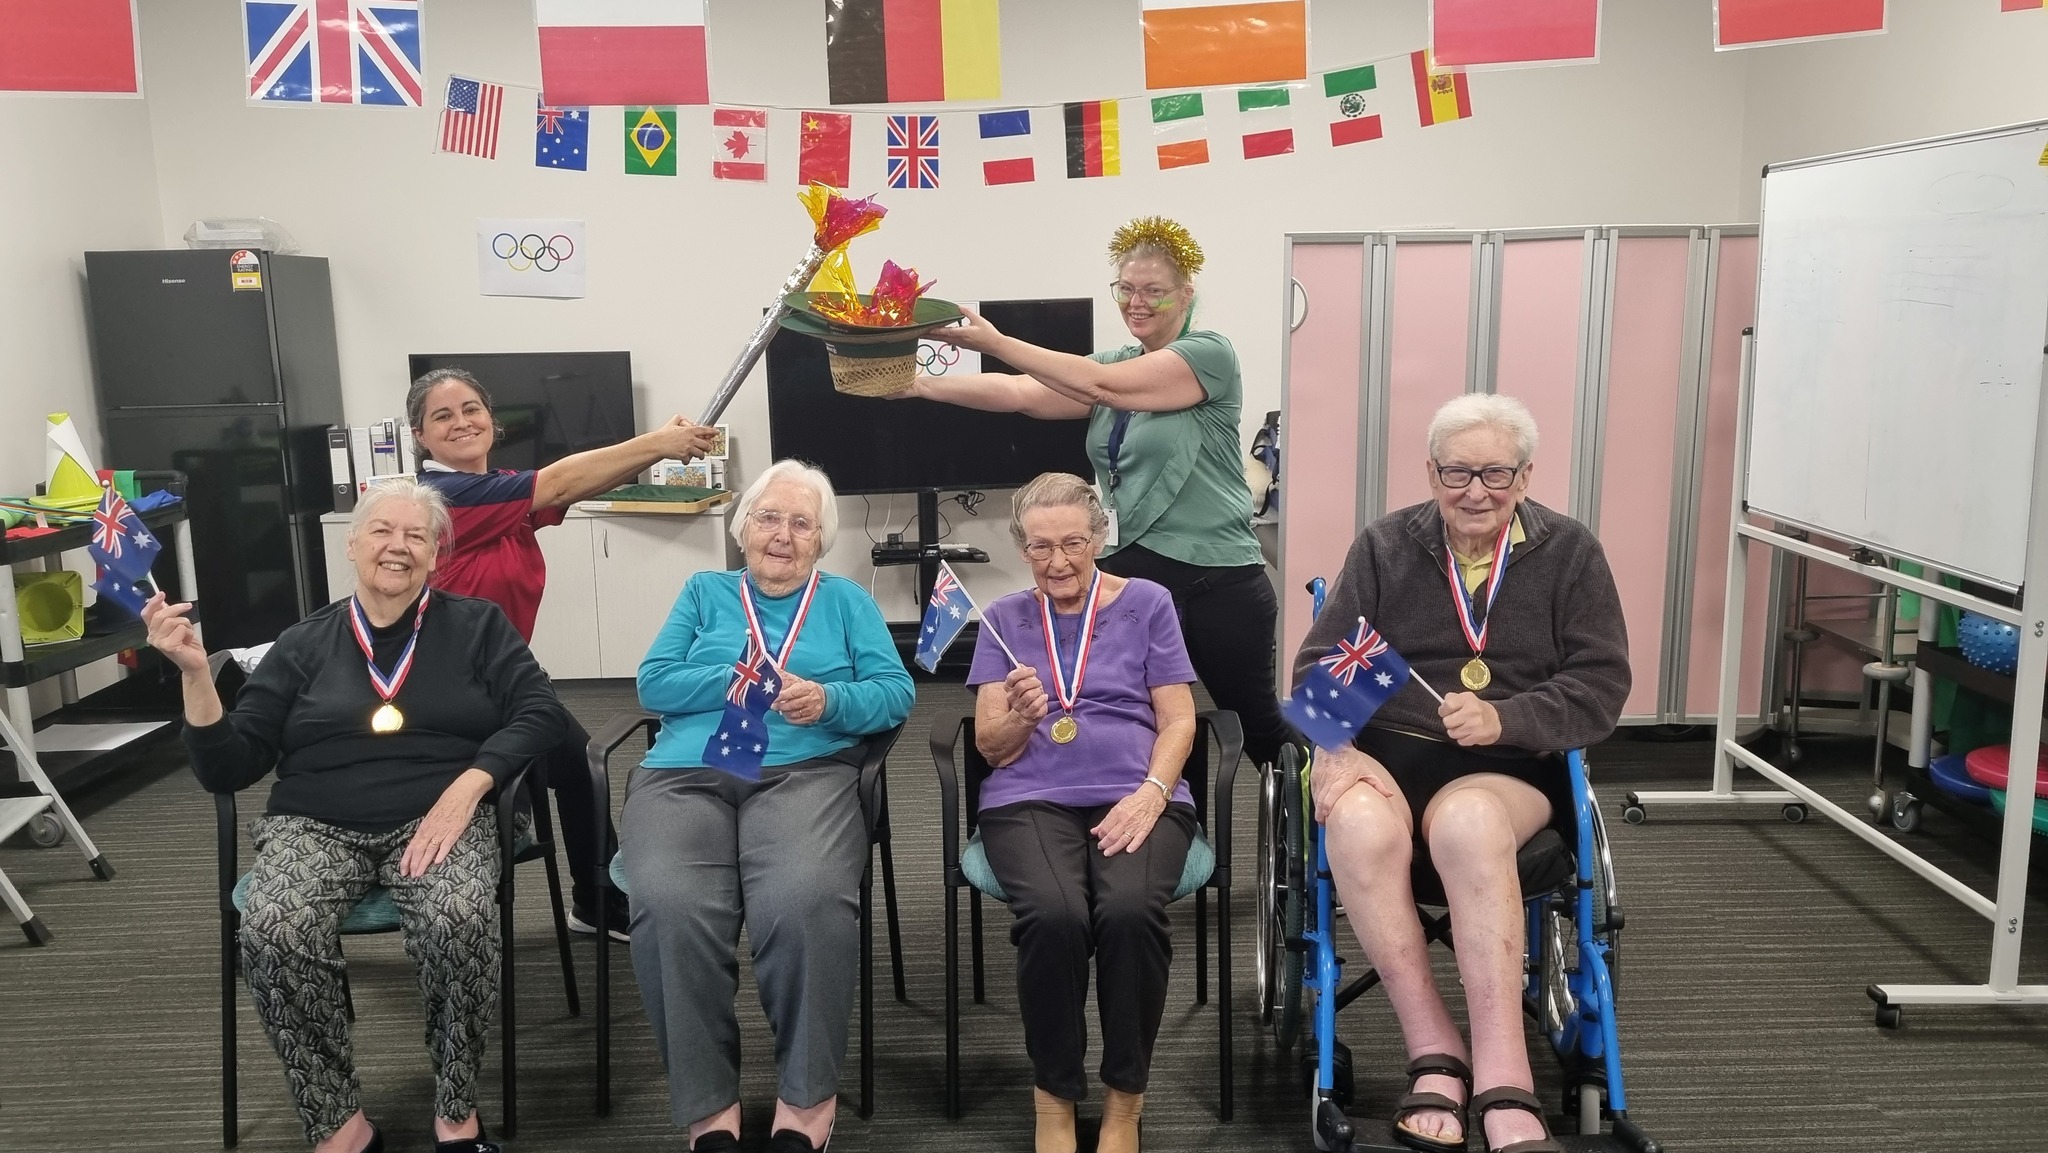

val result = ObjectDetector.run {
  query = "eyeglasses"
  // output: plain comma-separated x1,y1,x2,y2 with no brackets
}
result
1434,464,1524,491
1109,283,1177,307
1022,536,1095,562
748,509,821,539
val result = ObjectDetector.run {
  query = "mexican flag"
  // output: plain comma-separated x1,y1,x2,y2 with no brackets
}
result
1323,65,1384,147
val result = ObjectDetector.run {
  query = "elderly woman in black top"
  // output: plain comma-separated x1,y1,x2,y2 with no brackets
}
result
144,477,567,1153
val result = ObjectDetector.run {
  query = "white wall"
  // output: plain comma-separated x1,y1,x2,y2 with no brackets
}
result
1738,0,2048,218
129,0,1754,616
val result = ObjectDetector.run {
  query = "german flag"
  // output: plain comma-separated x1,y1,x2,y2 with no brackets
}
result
826,0,1003,104
1064,100,1121,178
1410,49,1472,128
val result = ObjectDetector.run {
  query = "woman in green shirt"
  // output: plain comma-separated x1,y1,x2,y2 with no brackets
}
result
905,216,1292,769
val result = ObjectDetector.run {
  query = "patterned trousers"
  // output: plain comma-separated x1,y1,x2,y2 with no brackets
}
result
243,809,501,1144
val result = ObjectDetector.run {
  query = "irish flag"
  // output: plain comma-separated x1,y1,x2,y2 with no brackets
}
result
536,0,710,106
1410,49,1472,127
1141,0,1307,90
1150,92,1210,170
827,0,1003,104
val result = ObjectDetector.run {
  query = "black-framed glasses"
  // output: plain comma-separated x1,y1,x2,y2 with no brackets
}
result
1022,536,1094,562
1109,282,1176,307
749,509,821,538
1434,464,1524,491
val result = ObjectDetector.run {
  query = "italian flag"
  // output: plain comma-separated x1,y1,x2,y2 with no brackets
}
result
1323,65,1383,148
1237,85,1295,160
1150,92,1210,170
1410,49,1472,128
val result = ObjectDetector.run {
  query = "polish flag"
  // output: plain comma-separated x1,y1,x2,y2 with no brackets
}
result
536,0,710,106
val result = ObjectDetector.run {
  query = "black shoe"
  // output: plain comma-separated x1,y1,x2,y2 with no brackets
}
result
433,1120,500,1153
691,1133,741,1153
568,895,630,942
767,1128,828,1152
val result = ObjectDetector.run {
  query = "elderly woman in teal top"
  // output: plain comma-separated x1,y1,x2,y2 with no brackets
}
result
907,216,1292,770
622,458,915,1153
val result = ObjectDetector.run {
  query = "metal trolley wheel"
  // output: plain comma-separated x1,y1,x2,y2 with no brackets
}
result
26,812,66,849
1270,751,1307,1052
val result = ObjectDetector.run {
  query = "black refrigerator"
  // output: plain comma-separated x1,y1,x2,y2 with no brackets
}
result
84,250,344,650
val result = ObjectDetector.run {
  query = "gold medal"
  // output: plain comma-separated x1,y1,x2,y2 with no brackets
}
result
371,703,405,733
1050,714,1079,744
1460,657,1492,692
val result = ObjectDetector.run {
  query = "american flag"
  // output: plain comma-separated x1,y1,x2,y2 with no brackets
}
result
887,114,940,190
244,0,424,106
438,75,504,159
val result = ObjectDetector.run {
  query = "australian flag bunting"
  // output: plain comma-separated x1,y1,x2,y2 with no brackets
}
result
244,1,425,106
915,562,977,673
1284,618,1411,751
87,488,162,617
702,644,784,779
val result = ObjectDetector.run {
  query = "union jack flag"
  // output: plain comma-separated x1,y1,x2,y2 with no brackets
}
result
887,114,940,190
1319,622,1390,686
87,487,162,594
90,493,133,560
724,645,781,710
244,0,424,106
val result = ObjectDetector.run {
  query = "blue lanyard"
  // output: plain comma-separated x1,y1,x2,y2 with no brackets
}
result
1105,411,1133,491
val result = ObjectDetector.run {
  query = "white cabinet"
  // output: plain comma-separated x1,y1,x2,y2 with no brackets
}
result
320,507,734,679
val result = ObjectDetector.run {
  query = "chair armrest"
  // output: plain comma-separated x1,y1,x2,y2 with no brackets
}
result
495,759,538,870
929,707,970,872
586,710,659,833
856,723,906,837
214,791,239,913
1202,710,1244,858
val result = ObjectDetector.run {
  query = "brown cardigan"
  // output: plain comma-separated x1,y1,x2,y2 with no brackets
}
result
1290,499,1631,755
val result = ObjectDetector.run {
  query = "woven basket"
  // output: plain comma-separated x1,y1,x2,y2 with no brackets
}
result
828,350,916,397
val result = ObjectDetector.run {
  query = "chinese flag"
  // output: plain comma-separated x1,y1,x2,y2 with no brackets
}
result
798,110,854,187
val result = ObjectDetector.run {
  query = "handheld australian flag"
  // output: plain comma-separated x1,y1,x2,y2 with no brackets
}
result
702,643,784,779
914,562,977,673
87,488,162,617
1284,618,1412,752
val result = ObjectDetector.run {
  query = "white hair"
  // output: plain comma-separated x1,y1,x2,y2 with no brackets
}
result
729,459,840,553
1426,394,1539,463
1009,472,1110,548
347,476,452,557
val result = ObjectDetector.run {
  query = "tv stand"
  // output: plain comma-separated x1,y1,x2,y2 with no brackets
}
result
874,489,990,673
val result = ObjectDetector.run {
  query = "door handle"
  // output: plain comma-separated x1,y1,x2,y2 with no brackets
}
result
601,527,609,558
1289,278,1309,332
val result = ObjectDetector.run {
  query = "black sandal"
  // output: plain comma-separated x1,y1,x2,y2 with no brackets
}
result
1470,1085,1565,1153
1390,1052,1472,1153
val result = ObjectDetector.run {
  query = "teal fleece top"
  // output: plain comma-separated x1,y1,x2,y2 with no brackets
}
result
638,570,915,769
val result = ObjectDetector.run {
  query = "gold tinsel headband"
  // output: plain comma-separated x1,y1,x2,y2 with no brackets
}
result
1108,216,1205,281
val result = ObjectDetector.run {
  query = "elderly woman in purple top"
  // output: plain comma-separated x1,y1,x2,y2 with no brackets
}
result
965,472,1198,1153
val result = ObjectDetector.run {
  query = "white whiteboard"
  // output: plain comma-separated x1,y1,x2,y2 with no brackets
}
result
1747,122,2048,588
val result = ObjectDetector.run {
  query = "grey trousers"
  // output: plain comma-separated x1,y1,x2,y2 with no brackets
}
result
243,809,501,1144
621,760,865,1127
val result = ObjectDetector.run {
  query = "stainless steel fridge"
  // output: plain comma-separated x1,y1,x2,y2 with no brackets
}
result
84,249,344,650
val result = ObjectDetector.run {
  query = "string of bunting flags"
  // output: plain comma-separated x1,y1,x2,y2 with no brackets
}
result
436,47,1474,188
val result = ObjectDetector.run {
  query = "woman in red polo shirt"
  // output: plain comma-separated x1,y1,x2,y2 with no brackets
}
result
409,366,716,939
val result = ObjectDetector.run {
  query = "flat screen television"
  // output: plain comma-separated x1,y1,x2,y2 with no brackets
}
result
764,298,1096,495
405,351,637,471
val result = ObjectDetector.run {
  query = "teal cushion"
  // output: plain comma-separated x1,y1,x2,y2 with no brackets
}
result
961,829,1214,903
608,851,630,896
231,872,402,934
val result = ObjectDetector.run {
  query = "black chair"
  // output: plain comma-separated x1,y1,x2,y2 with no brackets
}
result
929,707,1243,1121
587,711,908,1120
212,758,579,1145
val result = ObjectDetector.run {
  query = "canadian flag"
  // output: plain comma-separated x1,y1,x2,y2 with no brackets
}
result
711,107,768,182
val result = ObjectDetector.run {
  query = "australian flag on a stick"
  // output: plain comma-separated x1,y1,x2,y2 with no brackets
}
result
1284,618,1411,751
702,643,784,779
86,488,161,617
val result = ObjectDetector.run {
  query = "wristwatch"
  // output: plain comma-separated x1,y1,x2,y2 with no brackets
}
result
1144,775,1172,800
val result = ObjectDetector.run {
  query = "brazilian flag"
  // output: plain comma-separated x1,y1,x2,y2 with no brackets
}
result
625,106,678,176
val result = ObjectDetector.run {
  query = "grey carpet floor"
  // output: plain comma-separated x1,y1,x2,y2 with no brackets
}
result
5,680,2048,1151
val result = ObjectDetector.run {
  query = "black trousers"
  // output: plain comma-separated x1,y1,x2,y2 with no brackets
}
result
543,711,616,909
979,799,1198,1100
1098,544,1297,767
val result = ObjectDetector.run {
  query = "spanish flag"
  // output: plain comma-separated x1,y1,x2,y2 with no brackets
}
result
827,0,1003,104
1410,49,1472,128
1141,0,1307,90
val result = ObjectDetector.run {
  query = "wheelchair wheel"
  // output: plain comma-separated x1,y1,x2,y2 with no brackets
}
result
1271,749,1307,1052
1257,763,1278,1023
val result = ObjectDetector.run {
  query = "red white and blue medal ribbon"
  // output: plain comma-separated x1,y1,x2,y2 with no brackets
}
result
349,592,430,733
738,570,822,674
1039,570,1102,743
1443,516,1514,690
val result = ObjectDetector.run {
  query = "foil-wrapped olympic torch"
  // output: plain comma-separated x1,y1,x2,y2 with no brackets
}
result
697,184,888,426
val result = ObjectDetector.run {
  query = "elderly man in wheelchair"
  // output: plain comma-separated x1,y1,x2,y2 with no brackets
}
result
1267,395,1645,1153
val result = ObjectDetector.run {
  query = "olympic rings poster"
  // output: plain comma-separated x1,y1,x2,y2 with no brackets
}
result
477,218,587,298
917,299,979,377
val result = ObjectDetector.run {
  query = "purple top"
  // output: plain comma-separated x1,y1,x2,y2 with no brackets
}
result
966,577,1198,812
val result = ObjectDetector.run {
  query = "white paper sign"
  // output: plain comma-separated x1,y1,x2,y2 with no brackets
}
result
477,218,587,299
918,298,979,379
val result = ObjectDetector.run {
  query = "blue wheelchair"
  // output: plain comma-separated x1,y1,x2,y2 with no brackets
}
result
1255,579,1659,1152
